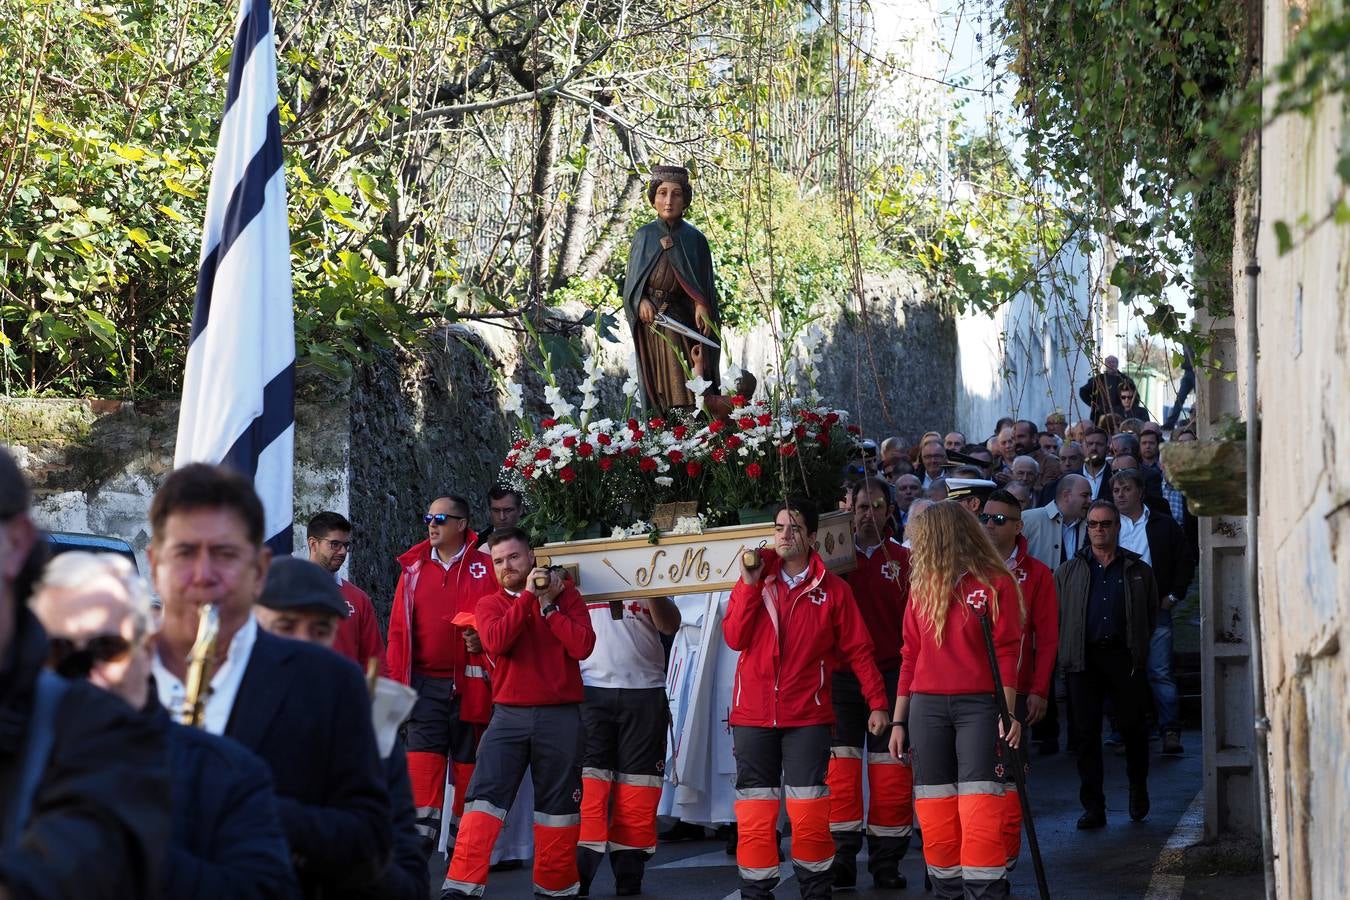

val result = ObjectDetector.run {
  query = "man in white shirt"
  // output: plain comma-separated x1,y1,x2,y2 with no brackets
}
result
577,591,680,897
1080,428,1111,500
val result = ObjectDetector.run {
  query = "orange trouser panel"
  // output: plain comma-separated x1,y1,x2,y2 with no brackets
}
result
866,756,915,830
534,817,582,894
785,792,834,870
913,792,960,869
826,753,864,831
958,790,1007,871
1002,785,1022,864
610,779,661,851
734,797,781,873
407,750,448,812
579,771,612,847
444,806,505,892
450,761,475,821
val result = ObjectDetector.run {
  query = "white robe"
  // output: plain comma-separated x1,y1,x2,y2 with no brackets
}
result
439,766,535,863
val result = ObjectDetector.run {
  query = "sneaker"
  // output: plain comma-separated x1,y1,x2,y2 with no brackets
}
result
1162,730,1184,755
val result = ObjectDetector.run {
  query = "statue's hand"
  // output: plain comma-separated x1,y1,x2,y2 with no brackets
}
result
695,304,713,335
638,299,656,324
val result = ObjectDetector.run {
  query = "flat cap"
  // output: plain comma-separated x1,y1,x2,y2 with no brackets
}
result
260,557,351,618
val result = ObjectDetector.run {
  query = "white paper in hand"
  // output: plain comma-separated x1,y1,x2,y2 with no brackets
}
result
371,676,418,758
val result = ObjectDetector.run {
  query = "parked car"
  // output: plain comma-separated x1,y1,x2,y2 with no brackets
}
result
44,531,138,570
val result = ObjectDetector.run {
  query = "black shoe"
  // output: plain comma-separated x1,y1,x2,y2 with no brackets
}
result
1130,785,1150,821
1037,739,1059,756
874,870,908,889
577,885,590,898
1162,730,1184,756
831,863,857,889
615,878,642,896
659,821,706,843
724,823,738,855
1077,809,1107,829
489,859,523,872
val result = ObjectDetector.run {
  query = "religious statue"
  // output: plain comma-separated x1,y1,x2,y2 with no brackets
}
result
621,165,721,413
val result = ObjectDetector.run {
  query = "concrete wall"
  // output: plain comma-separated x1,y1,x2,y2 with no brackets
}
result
1248,2,1350,895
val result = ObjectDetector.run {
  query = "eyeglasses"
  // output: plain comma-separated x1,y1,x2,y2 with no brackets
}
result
321,538,352,551
47,634,134,679
423,513,466,525
978,513,1019,526
1085,520,1116,530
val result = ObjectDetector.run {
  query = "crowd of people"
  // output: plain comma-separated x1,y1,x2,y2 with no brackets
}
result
0,360,1199,900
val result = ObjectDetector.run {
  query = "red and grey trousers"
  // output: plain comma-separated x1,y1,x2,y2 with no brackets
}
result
404,673,484,854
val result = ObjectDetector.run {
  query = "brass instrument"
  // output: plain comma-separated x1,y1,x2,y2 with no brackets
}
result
181,605,221,727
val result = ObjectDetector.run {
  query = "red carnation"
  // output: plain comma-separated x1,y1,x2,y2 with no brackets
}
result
630,429,644,441
824,412,840,426
559,466,577,482
534,448,552,461
649,417,666,429
794,424,807,439
639,457,658,472
541,418,557,428
504,454,518,469
512,439,527,450
577,442,594,457
847,424,862,434
673,425,688,440
708,418,726,434
817,434,831,447
596,433,613,446
521,464,536,478
686,461,703,477
711,448,727,463
726,435,744,449
746,462,763,479
731,394,747,407
779,443,798,458
626,447,641,457
627,418,640,431
668,450,684,464
738,416,756,430
756,414,772,427
562,435,578,448
598,457,614,471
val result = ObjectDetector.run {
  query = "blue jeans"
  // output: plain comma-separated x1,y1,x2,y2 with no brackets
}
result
1147,610,1178,731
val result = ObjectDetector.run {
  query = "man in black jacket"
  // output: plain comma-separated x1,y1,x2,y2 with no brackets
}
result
147,463,391,898
1078,355,1126,422
0,446,172,900
1111,470,1193,755
1055,501,1158,830
31,550,297,899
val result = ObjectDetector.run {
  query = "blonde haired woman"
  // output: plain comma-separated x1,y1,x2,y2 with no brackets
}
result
889,502,1024,899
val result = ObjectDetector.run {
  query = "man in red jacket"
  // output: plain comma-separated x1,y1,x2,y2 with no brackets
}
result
306,511,385,670
386,495,498,855
725,497,890,900
442,527,596,899
981,489,1058,873
827,478,913,890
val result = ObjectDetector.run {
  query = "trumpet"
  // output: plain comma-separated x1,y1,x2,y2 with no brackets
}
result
181,605,221,727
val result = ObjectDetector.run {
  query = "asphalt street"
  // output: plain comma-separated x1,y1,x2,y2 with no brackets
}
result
428,727,1264,898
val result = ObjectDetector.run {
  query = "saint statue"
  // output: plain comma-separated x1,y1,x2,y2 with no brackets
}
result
621,165,721,413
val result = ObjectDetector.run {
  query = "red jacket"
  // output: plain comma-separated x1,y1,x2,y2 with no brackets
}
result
385,536,497,686
898,571,1023,697
725,550,888,728
842,538,910,671
475,584,595,706
332,579,386,670
1008,536,1058,698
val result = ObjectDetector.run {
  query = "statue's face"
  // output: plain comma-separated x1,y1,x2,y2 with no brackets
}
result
652,181,688,223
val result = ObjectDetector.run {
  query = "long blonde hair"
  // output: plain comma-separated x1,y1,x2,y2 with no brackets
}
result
907,501,1023,645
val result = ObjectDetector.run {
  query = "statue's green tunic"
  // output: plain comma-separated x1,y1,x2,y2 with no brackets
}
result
621,217,721,412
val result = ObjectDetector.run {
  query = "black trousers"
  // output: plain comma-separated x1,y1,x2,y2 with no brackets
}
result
1066,643,1150,814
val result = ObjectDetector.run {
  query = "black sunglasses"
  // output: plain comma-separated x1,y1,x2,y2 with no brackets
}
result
1086,520,1116,530
48,635,134,679
978,513,1020,526
423,513,466,525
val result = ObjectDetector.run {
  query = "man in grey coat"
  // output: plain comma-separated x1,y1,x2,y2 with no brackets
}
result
1021,474,1092,570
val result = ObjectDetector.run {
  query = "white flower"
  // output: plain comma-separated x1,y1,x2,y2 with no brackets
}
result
582,355,601,377
502,382,524,417
685,375,712,412
610,526,628,539
800,324,826,355
588,418,613,434
654,476,674,487
622,375,641,398
724,359,745,385
580,393,600,411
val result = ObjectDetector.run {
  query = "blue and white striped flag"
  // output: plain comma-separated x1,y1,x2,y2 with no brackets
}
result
174,0,294,554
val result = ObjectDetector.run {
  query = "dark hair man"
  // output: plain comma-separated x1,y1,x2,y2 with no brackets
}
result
945,478,997,515
962,444,996,478
256,557,428,900
726,498,889,900
443,527,596,898
1137,425,1163,473
475,485,524,549
1015,419,1063,490
943,431,966,452
34,552,297,899
826,479,913,890
1059,441,1085,475
1110,470,1193,756
1078,355,1126,422
1055,501,1157,829
1080,428,1111,500
386,494,498,855
980,489,1058,869
307,511,384,669
0,448,171,898
147,463,390,896
1037,432,1060,456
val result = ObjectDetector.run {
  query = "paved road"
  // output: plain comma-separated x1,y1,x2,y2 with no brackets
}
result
429,731,1261,898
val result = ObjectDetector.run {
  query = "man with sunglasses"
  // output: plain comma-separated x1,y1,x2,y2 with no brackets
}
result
33,551,297,899
980,490,1057,868
0,447,171,899
826,478,913,891
1054,500,1158,830
387,495,499,856
307,511,384,669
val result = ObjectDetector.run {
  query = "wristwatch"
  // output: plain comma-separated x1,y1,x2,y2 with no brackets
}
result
541,603,559,618
888,720,908,730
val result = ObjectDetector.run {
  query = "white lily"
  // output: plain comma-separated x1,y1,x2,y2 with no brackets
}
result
622,375,641,397
724,359,745,386
502,382,524,416
685,375,713,412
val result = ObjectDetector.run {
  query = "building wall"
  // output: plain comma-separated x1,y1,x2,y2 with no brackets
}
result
1250,2,1350,895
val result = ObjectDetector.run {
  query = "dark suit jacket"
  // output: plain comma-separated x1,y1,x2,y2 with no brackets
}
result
1144,512,1194,601
227,630,391,899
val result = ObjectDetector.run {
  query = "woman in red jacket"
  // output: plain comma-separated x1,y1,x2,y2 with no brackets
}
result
888,501,1024,900
725,496,890,900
